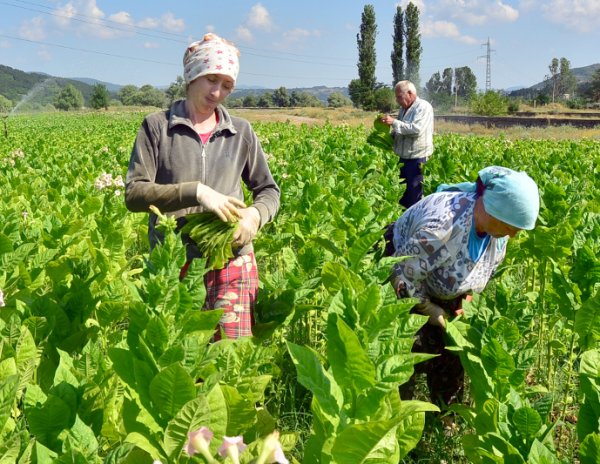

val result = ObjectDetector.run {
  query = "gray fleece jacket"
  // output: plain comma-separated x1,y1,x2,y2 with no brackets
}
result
125,99,280,259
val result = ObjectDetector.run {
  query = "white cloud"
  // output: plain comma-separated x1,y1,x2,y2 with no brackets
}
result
461,12,487,25
138,17,159,29
144,42,159,49
109,11,133,26
50,1,185,39
397,0,426,12
246,3,273,31
160,12,185,32
435,0,519,25
53,3,76,28
541,0,600,33
0,40,11,49
275,28,322,49
422,19,479,44
236,26,254,43
19,17,46,41
490,1,519,21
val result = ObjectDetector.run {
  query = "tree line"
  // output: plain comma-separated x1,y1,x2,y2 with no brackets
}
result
349,2,600,114
0,78,353,113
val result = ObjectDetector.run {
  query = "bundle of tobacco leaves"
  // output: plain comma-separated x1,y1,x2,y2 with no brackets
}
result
366,114,394,151
181,212,239,270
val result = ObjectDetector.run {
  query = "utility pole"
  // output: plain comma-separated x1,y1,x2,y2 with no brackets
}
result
478,37,495,92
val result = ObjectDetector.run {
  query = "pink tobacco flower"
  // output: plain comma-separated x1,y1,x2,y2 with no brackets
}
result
184,426,214,458
218,435,247,464
257,431,289,464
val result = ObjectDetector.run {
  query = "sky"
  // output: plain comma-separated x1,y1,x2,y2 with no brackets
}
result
1,0,599,93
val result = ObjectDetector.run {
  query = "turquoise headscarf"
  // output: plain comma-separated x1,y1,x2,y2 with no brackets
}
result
437,166,540,230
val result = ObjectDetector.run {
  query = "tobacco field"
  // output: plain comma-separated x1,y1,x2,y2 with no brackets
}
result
0,111,599,463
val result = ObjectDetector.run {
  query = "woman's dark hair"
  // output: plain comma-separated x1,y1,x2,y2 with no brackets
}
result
476,177,485,197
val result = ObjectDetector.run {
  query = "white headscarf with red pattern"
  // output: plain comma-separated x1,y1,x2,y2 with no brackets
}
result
183,33,240,85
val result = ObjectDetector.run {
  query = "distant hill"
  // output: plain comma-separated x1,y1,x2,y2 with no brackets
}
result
509,63,600,97
0,64,110,108
69,77,122,93
0,64,349,107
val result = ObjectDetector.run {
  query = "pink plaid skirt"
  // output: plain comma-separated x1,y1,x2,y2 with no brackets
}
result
181,253,258,340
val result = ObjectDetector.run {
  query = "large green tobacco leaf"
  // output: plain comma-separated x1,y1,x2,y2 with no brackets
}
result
396,411,425,460
0,357,17,379
512,407,542,440
0,233,13,255
527,439,561,464
577,350,600,441
0,431,22,463
163,386,228,460
61,416,100,459
356,283,381,325
463,432,526,464
579,433,600,464
286,342,344,429
330,420,400,463
15,326,38,384
124,432,166,463
220,384,257,436
446,324,495,406
149,363,196,421
348,230,384,272
326,313,376,393
575,292,600,351
481,339,515,398
0,375,19,432
25,392,74,449
321,262,365,296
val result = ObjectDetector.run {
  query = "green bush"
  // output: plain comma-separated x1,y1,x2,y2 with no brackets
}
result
470,90,508,116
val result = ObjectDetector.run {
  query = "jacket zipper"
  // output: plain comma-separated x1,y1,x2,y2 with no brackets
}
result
201,142,206,184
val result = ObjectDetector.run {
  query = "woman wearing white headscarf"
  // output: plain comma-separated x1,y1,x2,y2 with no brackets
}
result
125,33,280,339
389,166,539,406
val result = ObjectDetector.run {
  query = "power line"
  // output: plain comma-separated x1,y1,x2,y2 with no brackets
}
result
1,0,185,43
0,33,353,84
0,33,180,66
2,0,355,66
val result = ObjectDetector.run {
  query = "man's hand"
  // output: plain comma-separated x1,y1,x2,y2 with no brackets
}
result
196,184,245,222
232,206,261,247
381,114,396,126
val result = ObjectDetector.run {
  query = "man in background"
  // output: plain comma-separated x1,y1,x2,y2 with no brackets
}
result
381,80,434,209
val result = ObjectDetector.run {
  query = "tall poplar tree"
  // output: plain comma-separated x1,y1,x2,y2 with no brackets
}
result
441,68,453,95
547,58,560,103
390,5,404,85
405,2,422,88
355,4,377,109
559,57,577,97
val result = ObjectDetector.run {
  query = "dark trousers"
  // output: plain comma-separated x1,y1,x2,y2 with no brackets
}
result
383,224,464,406
400,298,465,407
400,321,464,407
399,157,427,209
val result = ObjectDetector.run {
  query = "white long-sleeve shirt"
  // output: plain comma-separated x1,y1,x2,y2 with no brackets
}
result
391,97,434,160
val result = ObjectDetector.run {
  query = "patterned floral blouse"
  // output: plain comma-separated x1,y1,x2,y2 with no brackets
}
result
391,191,507,302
